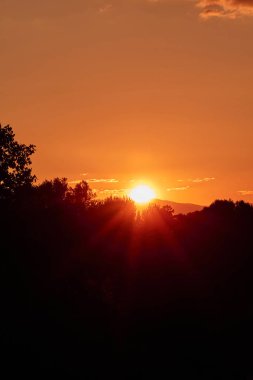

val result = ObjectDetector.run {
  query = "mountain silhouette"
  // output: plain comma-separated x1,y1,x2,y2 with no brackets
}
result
152,198,204,214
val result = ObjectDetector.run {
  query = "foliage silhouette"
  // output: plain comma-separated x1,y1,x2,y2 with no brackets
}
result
35,177,69,206
0,124,36,198
67,179,95,205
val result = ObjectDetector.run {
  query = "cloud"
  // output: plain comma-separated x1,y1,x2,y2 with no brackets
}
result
177,177,215,183
68,177,119,185
191,177,215,183
238,190,253,195
87,178,119,183
97,188,128,197
196,0,253,19
68,180,82,184
167,186,190,191
98,3,113,13
166,176,215,192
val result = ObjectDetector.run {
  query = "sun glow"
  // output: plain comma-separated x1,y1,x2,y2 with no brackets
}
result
129,185,156,204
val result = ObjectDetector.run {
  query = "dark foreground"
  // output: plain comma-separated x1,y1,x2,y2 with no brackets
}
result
1,192,253,378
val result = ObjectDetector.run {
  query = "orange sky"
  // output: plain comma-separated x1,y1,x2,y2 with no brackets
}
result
1,0,253,205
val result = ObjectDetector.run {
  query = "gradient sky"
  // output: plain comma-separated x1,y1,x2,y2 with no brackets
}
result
1,0,253,205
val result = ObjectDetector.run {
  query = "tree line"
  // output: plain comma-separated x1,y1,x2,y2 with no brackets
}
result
1,124,253,378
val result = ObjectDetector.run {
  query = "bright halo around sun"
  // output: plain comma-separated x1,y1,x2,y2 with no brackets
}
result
129,185,156,204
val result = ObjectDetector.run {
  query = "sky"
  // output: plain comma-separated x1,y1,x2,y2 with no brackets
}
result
1,0,253,205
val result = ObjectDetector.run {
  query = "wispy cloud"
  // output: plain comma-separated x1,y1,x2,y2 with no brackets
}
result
145,0,253,19
99,3,113,13
97,188,128,197
177,177,215,183
87,178,119,183
167,186,190,192
196,0,253,19
238,190,253,196
68,180,82,185
191,177,215,183
69,176,119,185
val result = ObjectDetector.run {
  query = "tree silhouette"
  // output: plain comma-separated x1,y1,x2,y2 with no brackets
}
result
0,124,36,198
68,180,95,205
34,178,95,207
35,177,69,206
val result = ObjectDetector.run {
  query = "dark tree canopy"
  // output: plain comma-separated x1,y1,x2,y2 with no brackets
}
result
34,178,95,207
36,177,69,206
0,124,36,197
68,180,95,205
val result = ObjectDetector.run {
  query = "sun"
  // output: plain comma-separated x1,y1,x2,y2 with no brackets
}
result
129,185,156,204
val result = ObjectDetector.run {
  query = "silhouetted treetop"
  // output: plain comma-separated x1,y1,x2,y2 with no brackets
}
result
33,178,95,208
0,124,36,198
35,177,69,206
67,180,95,205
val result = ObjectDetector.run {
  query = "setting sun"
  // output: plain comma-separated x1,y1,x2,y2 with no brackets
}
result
129,185,156,204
